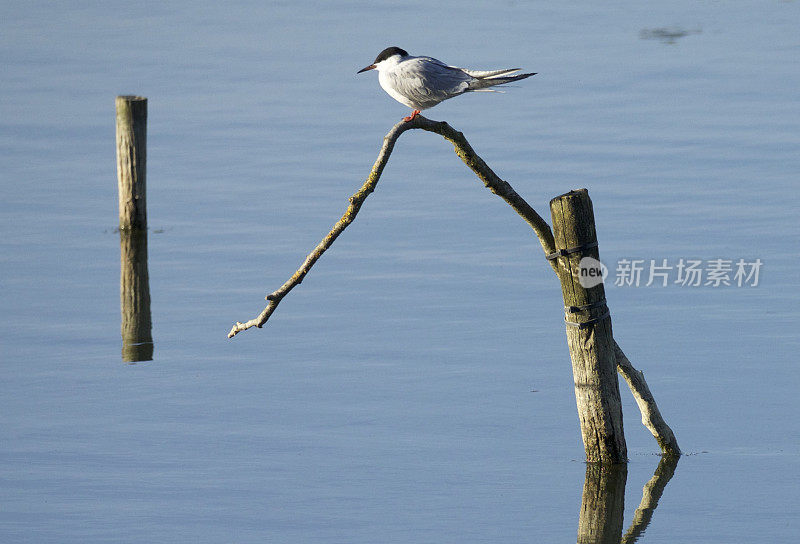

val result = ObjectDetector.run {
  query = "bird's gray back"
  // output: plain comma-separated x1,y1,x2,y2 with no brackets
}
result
387,56,473,109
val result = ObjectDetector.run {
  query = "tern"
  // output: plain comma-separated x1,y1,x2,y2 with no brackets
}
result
357,46,536,121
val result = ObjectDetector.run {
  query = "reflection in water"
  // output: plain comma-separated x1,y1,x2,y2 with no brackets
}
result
639,27,701,44
120,229,153,361
578,464,627,544
621,456,679,543
577,456,679,544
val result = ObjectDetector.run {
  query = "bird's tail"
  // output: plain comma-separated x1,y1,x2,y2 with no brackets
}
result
466,70,537,91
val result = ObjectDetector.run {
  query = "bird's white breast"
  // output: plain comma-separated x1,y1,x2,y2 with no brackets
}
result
378,69,422,109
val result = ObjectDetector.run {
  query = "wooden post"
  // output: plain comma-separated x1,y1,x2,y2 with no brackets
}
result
116,95,152,361
116,96,147,230
549,189,626,464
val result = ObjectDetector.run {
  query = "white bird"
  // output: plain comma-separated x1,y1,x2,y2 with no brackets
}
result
357,46,536,121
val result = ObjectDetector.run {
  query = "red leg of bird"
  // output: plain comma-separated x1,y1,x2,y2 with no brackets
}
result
403,109,421,122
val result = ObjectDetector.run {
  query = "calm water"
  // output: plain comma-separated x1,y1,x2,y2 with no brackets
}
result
1,1,799,542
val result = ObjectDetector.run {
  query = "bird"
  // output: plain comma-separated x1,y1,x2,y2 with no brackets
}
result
357,46,536,122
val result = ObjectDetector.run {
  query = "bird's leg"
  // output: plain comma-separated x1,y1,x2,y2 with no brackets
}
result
403,109,421,122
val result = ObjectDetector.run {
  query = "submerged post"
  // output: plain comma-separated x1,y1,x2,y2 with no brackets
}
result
116,96,147,230
549,189,626,464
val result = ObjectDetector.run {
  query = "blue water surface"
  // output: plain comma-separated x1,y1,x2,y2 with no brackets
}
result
1,1,798,542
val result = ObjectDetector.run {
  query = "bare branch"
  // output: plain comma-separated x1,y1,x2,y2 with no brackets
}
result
615,343,681,456
227,115,680,458
413,117,557,260
229,115,553,337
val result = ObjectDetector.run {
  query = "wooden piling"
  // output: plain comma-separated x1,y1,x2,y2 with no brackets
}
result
116,95,152,361
116,96,147,230
549,189,627,464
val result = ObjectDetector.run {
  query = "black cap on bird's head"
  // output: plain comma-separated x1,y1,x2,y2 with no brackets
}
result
357,46,409,73
373,46,408,63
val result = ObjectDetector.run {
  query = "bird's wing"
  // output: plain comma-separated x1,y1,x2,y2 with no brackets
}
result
389,56,474,108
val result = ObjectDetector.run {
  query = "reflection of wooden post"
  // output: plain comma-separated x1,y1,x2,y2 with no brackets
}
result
116,96,147,230
577,463,627,544
120,229,153,361
550,189,626,464
116,95,152,361
576,445,679,544
621,455,679,543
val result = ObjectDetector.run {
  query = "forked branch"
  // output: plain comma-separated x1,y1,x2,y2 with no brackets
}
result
227,115,680,457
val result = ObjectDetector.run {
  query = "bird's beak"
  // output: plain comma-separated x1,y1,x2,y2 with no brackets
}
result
357,64,376,74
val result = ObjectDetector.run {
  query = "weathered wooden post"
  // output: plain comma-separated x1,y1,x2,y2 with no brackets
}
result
116,96,152,361
116,95,147,231
549,189,626,464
